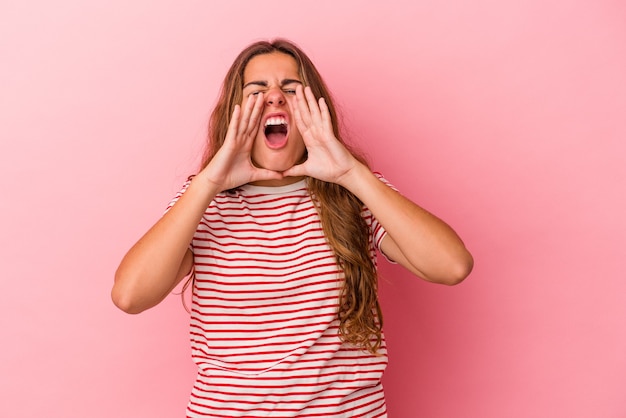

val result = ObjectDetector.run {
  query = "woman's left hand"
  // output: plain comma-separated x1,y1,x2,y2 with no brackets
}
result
284,88,473,285
282,85,362,186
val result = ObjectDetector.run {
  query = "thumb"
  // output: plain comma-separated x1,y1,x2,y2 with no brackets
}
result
250,168,284,183
282,162,308,179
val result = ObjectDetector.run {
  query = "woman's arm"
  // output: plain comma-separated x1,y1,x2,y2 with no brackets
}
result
111,178,218,314
284,85,473,285
340,165,473,285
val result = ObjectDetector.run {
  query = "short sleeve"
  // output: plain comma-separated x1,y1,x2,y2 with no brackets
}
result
362,172,398,264
164,179,192,214
164,179,194,252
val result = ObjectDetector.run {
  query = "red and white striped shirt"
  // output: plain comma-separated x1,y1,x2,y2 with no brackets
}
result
168,176,391,417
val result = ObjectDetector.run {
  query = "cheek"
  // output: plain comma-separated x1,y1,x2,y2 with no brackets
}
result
293,135,306,157
289,127,303,144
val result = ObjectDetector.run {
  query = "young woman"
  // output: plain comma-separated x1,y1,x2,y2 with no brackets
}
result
112,38,473,418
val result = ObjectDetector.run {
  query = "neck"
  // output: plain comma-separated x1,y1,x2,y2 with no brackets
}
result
248,176,305,187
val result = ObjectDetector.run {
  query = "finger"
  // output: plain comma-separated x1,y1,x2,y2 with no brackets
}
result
304,86,322,122
295,85,312,126
250,168,285,183
282,162,308,178
245,92,264,136
292,99,306,132
318,97,332,130
237,93,260,136
225,104,241,143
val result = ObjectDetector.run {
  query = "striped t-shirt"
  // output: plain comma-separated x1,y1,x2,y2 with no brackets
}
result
168,176,391,418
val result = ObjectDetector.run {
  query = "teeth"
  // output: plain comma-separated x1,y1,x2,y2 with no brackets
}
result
265,117,287,127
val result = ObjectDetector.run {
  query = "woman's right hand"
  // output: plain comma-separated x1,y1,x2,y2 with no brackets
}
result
197,92,283,191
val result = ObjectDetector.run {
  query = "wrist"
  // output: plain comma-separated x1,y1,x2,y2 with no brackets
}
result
188,173,223,200
336,162,374,193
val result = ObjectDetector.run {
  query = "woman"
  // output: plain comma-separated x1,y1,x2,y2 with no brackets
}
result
112,38,473,417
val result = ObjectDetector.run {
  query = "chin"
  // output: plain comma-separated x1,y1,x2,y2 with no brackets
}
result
258,160,297,172
253,149,306,173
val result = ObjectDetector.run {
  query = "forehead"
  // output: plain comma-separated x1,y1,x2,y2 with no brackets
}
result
243,52,300,83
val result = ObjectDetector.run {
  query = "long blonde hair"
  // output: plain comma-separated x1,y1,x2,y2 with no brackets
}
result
195,39,383,353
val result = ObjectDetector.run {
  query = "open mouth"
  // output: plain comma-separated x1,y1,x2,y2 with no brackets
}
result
264,116,289,149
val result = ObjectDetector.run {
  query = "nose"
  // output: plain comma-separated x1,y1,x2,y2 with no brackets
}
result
265,88,286,106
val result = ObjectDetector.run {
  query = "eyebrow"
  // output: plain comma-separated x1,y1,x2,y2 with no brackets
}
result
243,79,303,89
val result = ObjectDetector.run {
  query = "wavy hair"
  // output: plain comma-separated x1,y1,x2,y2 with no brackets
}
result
195,39,383,354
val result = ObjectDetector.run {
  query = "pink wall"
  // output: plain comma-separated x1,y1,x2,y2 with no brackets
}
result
2,1,625,417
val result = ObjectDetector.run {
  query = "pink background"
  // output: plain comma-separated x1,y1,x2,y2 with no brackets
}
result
2,1,625,417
